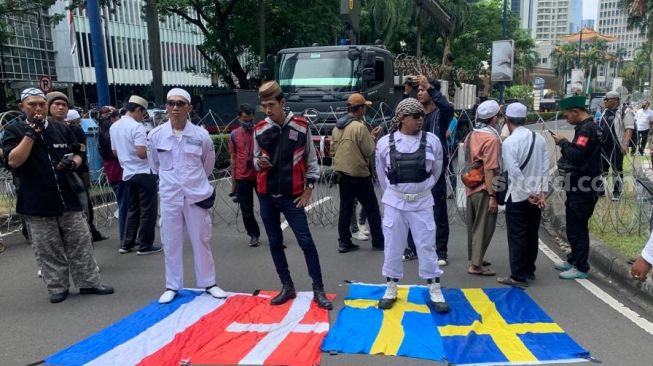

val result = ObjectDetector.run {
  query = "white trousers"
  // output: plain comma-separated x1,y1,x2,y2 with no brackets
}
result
381,204,443,280
160,197,216,290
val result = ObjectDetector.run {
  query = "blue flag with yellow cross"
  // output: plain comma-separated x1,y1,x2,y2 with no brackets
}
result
322,283,590,365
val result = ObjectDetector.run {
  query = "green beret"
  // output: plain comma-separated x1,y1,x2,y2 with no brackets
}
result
559,96,586,110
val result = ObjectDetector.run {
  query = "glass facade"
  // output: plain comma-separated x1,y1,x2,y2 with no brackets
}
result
0,13,57,82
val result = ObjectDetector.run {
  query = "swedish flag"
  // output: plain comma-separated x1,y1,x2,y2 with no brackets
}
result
322,283,590,365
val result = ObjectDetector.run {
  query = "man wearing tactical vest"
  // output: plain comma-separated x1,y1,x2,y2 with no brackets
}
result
253,81,332,310
374,98,449,313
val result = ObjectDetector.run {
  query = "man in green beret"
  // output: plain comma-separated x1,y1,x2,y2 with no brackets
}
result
549,96,601,280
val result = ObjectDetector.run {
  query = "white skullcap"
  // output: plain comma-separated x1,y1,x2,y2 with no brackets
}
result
167,88,191,103
506,103,527,119
128,95,148,110
66,109,81,121
476,100,500,120
21,88,46,101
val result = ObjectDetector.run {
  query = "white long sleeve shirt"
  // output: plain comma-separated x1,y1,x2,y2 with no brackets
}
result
147,121,215,204
642,230,653,265
375,131,442,211
501,127,549,203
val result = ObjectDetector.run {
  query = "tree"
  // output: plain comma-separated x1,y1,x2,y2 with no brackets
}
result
619,0,653,93
143,0,163,105
156,0,340,88
551,43,577,94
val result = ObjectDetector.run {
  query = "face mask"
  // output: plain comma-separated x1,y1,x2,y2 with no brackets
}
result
242,121,253,129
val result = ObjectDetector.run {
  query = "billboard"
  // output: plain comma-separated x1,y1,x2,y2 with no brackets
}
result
570,69,585,95
491,40,514,82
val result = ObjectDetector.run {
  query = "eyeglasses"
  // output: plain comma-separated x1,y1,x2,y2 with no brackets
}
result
403,112,425,119
166,100,188,108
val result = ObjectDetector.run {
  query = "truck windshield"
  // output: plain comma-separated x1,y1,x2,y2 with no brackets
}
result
277,51,359,93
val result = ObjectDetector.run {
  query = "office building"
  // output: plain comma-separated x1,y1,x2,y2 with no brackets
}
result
582,19,595,29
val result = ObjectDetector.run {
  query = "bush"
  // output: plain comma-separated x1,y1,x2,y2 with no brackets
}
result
211,134,231,170
526,112,559,123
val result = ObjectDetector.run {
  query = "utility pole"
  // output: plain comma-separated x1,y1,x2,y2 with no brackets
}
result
86,0,110,106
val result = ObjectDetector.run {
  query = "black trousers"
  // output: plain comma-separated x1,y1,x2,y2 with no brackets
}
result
337,174,384,248
235,179,260,238
506,199,541,282
124,173,158,250
632,129,649,155
258,194,324,288
406,177,450,258
565,191,598,273
598,146,624,196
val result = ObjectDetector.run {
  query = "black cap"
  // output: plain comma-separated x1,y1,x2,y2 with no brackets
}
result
239,103,255,115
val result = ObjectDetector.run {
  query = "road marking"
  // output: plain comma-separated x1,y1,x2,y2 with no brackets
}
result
280,197,332,231
538,240,653,336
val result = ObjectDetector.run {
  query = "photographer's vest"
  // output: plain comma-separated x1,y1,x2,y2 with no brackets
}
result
386,131,430,184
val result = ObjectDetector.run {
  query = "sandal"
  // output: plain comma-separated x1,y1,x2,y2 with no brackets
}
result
497,276,528,288
467,267,496,276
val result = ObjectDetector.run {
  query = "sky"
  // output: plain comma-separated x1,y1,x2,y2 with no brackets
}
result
583,0,598,21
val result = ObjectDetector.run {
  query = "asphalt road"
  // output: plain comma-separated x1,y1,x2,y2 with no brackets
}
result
1,181,653,366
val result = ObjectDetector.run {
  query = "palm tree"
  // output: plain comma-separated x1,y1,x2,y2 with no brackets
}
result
551,43,577,94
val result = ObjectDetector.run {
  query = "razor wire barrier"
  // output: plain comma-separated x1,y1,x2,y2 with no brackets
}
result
1,109,652,248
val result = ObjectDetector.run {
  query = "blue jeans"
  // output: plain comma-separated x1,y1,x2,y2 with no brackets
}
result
110,181,130,242
258,194,324,288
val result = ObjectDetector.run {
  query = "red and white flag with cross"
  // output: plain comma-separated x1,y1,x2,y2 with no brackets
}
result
136,291,332,366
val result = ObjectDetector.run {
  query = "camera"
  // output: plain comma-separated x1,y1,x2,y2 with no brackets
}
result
405,77,419,87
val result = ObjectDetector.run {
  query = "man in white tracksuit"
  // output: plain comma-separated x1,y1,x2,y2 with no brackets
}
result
148,88,226,304
375,98,449,313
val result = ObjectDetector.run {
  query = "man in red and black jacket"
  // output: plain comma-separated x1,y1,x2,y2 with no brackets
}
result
253,81,332,310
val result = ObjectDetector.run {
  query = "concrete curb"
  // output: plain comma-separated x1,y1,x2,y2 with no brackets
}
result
543,217,653,314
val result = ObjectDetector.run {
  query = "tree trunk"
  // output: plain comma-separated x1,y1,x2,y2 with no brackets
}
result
442,35,451,66
259,0,265,61
145,0,164,106
650,42,653,96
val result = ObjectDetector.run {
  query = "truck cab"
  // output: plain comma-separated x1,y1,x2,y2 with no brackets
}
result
273,45,394,163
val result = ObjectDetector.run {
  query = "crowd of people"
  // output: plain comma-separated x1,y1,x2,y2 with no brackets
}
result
2,79,653,309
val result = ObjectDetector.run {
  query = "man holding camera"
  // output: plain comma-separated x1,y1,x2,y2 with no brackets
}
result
2,88,113,303
229,104,261,247
331,93,383,253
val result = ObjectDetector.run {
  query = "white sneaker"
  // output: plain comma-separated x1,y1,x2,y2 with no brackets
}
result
206,285,227,299
382,281,398,300
358,223,370,235
352,231,369,241
37,269,42,278
438,258,448,266
159,290,178,304
95,265,101,273
428,282,445,303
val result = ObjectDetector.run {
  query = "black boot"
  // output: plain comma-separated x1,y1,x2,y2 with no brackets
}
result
270,283,296,305
313,284,333,310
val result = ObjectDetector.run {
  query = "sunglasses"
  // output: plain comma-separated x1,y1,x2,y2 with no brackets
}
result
404,112,425,119
166,100,188,108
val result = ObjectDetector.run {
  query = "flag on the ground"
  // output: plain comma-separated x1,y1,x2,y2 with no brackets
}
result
322,283,590,366
46,290,332,366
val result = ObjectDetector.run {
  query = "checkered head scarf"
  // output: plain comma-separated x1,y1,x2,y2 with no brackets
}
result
394,98,425,125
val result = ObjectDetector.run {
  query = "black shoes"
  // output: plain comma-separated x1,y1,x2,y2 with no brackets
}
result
270,284,296,305
137,245,163,255
79,284,114,295
92,232,110,242
338,242,360,253
50,290,69,303
313,285,333,310
249,236,260,247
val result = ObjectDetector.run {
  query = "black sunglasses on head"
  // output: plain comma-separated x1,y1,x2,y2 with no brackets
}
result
166,100,188,108
404,112,425,119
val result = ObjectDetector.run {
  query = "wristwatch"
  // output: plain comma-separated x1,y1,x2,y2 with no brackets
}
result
307,182,315,189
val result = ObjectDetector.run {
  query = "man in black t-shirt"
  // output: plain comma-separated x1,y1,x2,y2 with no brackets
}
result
2,88,113,303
